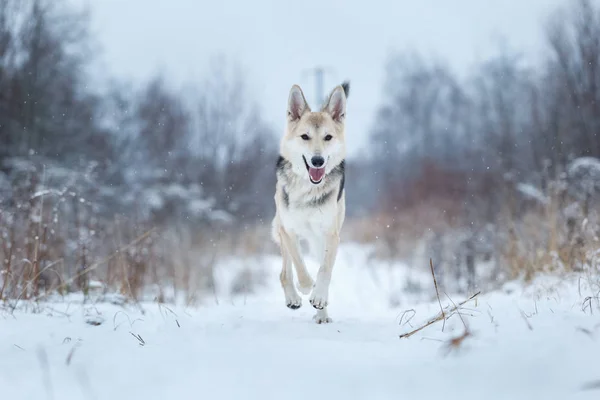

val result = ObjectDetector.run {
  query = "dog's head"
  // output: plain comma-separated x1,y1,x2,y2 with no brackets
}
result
280,82,349,185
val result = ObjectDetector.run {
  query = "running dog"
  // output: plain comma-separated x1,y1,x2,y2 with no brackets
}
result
271,81,349,324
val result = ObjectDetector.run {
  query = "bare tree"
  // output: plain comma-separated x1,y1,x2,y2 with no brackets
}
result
0,0,98,163
187,57,278,221
546,0,600,158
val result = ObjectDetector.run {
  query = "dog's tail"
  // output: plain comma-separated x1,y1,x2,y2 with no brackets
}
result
341,81,350,99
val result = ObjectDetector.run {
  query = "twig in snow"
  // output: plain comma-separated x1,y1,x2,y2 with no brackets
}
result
399,292,480,339
576,327,594,339
445,292,468,330
430,258,446,332
582,296,598,315
112,311,142,331
519,309,533,331
44,306,72,320
158,303,181,328
397,309,416,327
129,332,145,346
65,342,81,366
442,293,473,353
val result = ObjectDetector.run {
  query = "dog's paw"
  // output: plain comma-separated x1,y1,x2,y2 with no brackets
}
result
313,311,332,324
309,286,328,310
285,291,302,310
296,277,314,295
314,316,333,324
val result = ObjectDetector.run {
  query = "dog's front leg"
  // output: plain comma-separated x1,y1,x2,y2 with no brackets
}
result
279,242,302,309
309,230,339,311
278,228,314,294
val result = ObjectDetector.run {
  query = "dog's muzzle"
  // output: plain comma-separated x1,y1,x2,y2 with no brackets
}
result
303,155,326,184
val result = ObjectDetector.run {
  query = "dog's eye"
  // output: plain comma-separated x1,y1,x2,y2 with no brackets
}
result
324,134,333,141
301,134,310,140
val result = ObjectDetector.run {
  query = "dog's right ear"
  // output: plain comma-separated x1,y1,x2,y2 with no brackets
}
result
288,85,309,121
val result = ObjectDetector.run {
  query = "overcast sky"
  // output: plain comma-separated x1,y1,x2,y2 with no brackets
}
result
80,0,565,156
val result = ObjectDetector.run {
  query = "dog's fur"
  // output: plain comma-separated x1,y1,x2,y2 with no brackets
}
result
271,81,349,324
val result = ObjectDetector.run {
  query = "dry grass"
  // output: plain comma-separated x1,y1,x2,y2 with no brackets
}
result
501,189,600,281
346,181,600,293
0,207,276,309
344,199,456,261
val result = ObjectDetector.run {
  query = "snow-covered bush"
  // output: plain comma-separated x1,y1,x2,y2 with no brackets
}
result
566,157,600,214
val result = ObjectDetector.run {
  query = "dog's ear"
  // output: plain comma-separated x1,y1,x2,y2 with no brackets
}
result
288,85,309,121
323,85,346,123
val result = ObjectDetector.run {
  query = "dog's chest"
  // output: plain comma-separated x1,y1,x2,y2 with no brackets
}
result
280,192,338,239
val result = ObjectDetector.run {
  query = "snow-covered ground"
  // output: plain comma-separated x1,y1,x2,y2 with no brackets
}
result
1,244,599,400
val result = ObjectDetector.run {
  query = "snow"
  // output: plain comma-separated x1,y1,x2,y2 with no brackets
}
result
566,156,600,199
1,244,599,400
567,157,600,174
516,182,549,205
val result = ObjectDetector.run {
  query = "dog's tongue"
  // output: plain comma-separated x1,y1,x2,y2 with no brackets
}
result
309,167,325,182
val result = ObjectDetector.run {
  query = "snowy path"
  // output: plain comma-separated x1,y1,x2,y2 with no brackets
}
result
1,253,599,400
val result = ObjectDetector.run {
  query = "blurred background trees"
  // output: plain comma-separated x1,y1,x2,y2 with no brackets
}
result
2,0,600,301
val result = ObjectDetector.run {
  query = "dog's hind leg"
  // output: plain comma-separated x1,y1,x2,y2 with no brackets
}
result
278,228,314,294
279,245,301,309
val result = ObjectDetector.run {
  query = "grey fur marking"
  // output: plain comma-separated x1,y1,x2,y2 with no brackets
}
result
335,161,345,201
307,190,334,208
282,187,289,208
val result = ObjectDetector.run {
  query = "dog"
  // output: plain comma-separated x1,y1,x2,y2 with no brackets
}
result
271,81,349,324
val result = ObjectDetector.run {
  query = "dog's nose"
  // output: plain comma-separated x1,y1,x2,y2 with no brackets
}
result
311,156,325,168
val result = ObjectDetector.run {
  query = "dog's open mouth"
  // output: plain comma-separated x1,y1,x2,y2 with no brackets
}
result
303,155,325,184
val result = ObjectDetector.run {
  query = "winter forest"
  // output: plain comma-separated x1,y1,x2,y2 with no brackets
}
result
2,0,599,301
1,1,600,398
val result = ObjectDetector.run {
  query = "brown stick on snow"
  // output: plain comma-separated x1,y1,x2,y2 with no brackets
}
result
399,292,481,339
429,258,446,332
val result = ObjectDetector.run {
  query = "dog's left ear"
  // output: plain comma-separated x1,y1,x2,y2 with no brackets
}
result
323,85,346,123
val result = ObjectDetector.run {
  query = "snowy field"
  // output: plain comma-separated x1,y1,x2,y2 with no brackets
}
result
1,244,599,400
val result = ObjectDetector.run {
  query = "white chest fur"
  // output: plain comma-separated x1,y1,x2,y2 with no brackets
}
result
279,197,338,240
